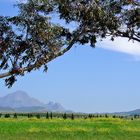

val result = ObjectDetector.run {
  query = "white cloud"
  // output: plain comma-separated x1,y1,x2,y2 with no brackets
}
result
98,37,140,57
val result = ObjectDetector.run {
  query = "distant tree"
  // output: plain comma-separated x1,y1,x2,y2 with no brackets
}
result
63,113,67,120
50,112,53,119
105,114,108,118
134,114,138,119
83,115,88,119
112,115,116,118
71,113,74,120
46,112,49,119
36,114,40,119
99,115,102,118
88,114,92,119
28,113,33,118
4,114,10,118
0,0,139,87
13,113,17,118
120,116,124,119
0,113,2,118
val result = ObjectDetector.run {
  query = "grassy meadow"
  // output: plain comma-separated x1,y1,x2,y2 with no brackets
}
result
0,117,140,140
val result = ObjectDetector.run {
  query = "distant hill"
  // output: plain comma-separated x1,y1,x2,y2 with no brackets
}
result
0,91,67,113
0,91,139,115
0,107,15,112
0,91,44,108
44,102,66,112
14,106,46,112
112,109,140,116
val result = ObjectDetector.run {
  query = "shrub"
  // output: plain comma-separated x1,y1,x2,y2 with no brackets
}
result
105,114,108,118
50,112,53,119
112,115,116,118
4,114,10,118
36,114,40,119
88,114,92,119
28,113,33,118
63,113,67,120
71,113,74,120
13,113,17,118
46,112,49,119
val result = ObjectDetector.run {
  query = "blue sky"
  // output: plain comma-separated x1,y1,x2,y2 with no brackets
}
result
0,0,140,113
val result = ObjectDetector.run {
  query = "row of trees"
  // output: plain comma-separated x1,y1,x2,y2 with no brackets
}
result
0,0,139,87
0,112,140,120
0,112,74,119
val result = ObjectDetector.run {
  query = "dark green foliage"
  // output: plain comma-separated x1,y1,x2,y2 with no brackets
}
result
63,113,67,120
27,113,33,118
71,113,74,120
99,115,102,118
134,114,138,119
13,113,17,118
50,112,53,119
88,114,92,119
46,112,49,119
112,115,116,118
84,116,87,119
4,114,10,118
105,114,108,118
1,112,140,121
36,114,40,119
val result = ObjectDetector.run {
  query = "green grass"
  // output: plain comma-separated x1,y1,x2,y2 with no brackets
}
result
0,118,140,140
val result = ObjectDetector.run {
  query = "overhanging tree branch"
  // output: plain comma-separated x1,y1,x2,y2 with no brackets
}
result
0,0,139,87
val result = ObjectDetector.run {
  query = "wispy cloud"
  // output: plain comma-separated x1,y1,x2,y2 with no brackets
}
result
98,37,140,57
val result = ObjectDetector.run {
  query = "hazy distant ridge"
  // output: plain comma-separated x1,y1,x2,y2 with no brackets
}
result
0,91,66,112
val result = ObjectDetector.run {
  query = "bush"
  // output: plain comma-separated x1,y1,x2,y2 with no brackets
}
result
4,114,10,118
36,114,40,119
112,115,116,118
105,114,108,118
13,113,17,118
63,113,67,120
71,113,74,120
88,114,92,119
28,113,33,118
46,112,49,119
50,112,53,119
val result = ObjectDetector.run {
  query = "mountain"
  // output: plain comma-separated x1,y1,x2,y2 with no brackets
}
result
0,107,15,112
112,109,140,116
0,91,66,112
127,109,140,115
0,91,44,108
14,106,46,112
44,102,66,112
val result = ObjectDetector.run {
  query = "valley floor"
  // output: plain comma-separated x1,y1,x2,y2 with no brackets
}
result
0,118,140,140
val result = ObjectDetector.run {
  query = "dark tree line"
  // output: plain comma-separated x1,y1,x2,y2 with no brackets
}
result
0,112,140,120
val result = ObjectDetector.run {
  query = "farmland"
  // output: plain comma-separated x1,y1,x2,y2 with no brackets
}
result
0,115,140,140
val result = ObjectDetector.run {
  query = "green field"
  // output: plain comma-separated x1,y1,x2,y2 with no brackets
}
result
0,117,140,140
